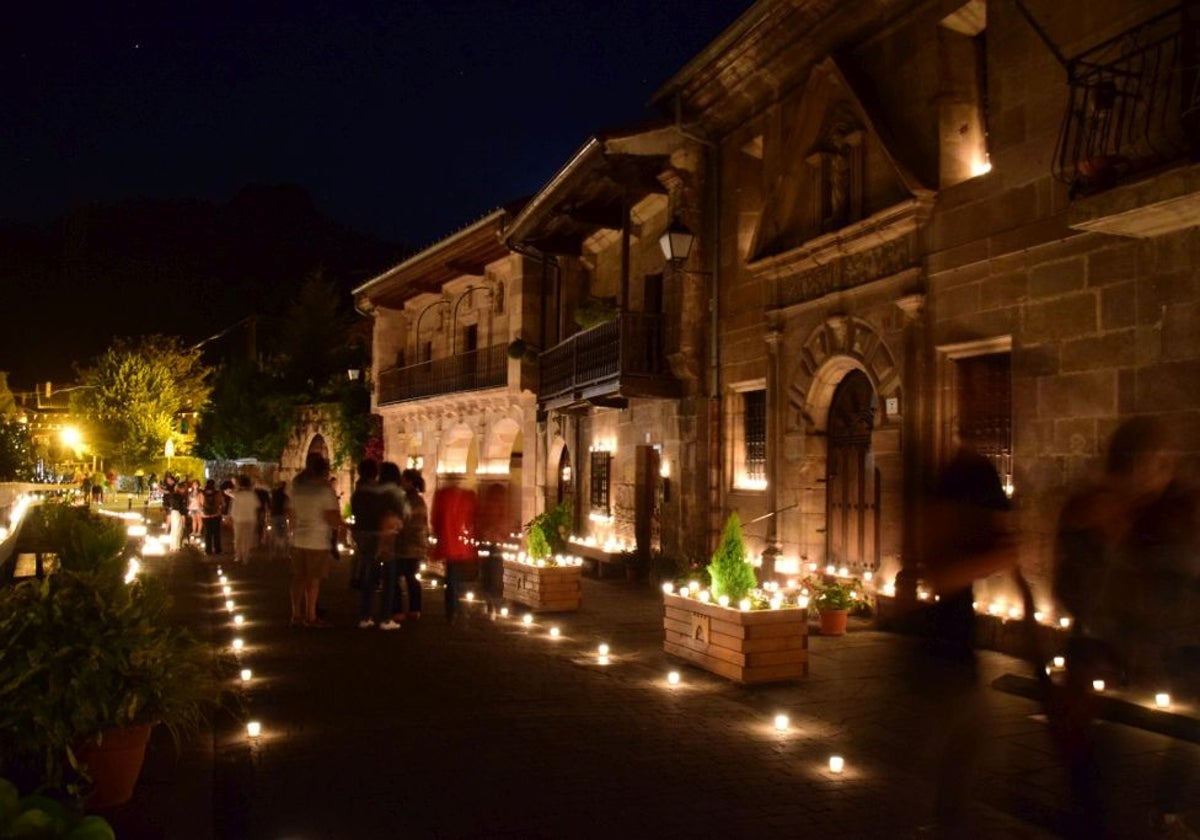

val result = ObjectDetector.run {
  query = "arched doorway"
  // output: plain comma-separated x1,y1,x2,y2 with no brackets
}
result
556,446,572,505
825,370,879,572
308,434,329,462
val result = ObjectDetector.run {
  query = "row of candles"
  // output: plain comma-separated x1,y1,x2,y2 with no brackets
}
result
453,589,849,775
216,564,261,738
1044,655,1177,709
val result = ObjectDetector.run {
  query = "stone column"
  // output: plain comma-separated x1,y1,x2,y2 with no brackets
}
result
893,293,926,619
760,325,784,581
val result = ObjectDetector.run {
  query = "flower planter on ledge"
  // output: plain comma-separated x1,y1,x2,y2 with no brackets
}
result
663,593,809,684
502,559,582,612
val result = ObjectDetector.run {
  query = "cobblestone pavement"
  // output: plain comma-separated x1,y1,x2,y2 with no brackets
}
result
102,537,1197,839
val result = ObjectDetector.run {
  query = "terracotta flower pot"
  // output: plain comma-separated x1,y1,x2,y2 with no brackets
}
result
77,723,154,808
818,608,849,636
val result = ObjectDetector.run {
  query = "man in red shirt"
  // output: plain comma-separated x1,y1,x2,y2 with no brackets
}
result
429,474,477,624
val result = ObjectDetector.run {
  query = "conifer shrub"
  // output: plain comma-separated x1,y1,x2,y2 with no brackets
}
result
707,512,758,604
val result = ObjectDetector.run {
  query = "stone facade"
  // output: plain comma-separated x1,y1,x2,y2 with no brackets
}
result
649,0,1200,614
354,211,539,534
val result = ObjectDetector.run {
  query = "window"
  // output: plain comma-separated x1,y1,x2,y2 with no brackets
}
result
731,385,768,490
589,450,611,514
938,0,990,185
956,351,1011,493
744,390,767,483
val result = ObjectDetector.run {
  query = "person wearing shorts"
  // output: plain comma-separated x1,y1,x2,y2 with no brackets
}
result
288,453,342,627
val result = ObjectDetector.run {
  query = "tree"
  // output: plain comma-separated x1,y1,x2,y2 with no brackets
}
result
193,359,294,462
708,512,758,603
73,336,213,468
0,420,35,481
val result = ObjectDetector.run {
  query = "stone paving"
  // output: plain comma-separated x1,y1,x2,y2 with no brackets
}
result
100,535,1198,839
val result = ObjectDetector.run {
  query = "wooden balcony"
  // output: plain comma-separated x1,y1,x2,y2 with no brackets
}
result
377,344,507,406
539,312,679,409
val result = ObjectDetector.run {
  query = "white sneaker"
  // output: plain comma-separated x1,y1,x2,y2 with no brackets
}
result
379,620,401,630
357,619,376,629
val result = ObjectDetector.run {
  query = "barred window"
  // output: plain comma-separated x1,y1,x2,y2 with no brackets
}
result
743,389,767,482
589,451,611,514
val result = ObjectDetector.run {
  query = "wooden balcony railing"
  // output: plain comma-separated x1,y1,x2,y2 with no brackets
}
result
539,312,672,403
1054,4,1200,196
377,344,507,405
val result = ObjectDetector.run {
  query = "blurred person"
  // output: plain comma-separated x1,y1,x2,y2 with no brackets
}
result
429,473,477,624
187,479,203,544
475,481,511,615
354,460,403,630
269,481,290,558
228,475,261,565
392,468,429,623
289,453,342,627
907,433,1017,838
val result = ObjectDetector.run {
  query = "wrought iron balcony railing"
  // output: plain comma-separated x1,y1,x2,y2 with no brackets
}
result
1054,4,1200,196
377,343,507,405
539,312,673,403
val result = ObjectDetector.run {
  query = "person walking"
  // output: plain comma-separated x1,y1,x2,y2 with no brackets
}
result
289,453,342,628
429,473,477,624
187,479,203,545
200,478,224,555
228,475,261,565
392,467,429,623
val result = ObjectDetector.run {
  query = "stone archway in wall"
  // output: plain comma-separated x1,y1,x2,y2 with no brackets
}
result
437,423,477,487
783,316,900,571
479,417,523,540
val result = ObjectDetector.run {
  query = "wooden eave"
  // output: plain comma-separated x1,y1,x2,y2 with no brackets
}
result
354,212,511,309
650,0,928,138
503,126,677,255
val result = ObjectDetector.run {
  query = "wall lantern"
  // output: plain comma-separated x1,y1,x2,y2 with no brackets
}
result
658,217,695,263
347,368,361,381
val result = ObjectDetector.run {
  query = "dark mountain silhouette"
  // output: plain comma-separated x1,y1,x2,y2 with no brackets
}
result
0,185,407,389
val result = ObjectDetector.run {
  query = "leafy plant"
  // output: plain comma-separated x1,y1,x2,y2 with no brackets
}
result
0,565,222,799
0,777,114,839
572,297,618,329
19,506,127,578
707,512,757,604
524,501,572,561
806,576,867,612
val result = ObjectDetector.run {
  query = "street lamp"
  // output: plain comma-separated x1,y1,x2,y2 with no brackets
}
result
658,216,695,263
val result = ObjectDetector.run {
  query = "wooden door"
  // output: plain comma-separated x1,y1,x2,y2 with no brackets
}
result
826,370,880,572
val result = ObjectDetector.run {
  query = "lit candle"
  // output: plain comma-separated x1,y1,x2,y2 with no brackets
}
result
829,755,845,774
598,643,610,656
667,671,680,685
598,655,609,665
225,600,234,612
774,714,789,731
465,591,475,602
1052,656,1065,669
246,721,262,738
232,637,244,651
222,585,231,596
1059,617,1072,629
717,594,730,608
662,582,675,595
1155,692,1171,708
738,598,752,611
500,607,509,618
549,626,560,637
522,613,533,625
240,668,252,683
698,590,711,603
1092,679,1105,692
233,614,245,626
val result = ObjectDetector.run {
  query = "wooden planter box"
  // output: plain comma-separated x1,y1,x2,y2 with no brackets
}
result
502,559,582,612
663,593,809,684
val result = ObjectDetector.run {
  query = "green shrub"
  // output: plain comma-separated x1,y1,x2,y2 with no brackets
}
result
707,513,757,603
0,777,114,839
524,501,572,560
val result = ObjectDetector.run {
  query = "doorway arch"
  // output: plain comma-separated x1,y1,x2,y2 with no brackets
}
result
825,369,879,572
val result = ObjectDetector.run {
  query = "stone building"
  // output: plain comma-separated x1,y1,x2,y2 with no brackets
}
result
499,125,712,571
648,0,1200,613
353,209,538,535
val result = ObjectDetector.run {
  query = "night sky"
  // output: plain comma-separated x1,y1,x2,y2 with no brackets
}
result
3,1,745,248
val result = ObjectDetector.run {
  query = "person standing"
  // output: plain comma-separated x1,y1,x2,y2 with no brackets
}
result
187,479,203,544
166,476,186,552
289,453,342,628
228,475,261,565
357,462,403,629
392,468,429,623
429,473,477,624
269,481,290,558
200,479,223,555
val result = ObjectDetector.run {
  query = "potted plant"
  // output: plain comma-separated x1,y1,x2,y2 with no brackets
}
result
504,502,581,611
572,297,619,329
806,576,866,636
0,507,222,808
662,513,809,683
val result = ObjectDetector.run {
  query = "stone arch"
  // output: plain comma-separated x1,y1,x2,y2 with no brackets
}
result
785,316,900,434
438,423,477,476
481,417,522,475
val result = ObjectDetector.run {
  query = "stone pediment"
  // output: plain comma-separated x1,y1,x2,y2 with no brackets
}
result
747,57,934,285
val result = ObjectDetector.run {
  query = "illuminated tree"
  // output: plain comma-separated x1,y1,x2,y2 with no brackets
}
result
73,336,213,468
0,420,36,481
